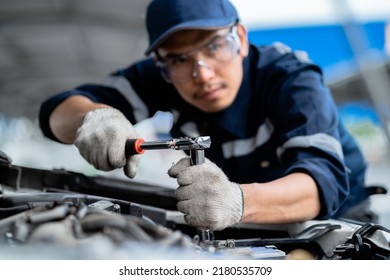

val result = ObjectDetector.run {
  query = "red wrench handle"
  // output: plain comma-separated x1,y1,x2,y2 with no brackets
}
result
125,138,145,157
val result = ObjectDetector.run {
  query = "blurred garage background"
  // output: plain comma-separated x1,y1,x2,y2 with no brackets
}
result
0,0,390,226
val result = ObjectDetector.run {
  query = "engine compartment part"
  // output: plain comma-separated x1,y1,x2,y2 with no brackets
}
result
0,152,389,260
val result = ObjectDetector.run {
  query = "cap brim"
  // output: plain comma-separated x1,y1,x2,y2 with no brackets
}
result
144,17,237,56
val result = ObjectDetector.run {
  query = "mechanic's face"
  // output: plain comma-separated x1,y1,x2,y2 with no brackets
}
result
157,24,249,113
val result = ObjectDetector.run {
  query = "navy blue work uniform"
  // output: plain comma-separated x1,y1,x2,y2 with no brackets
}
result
39,42,369,220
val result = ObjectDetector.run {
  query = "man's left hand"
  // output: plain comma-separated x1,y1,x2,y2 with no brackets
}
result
168,157,244,231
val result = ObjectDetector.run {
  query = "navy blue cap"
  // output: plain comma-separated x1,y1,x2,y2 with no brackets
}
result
145,0,239,55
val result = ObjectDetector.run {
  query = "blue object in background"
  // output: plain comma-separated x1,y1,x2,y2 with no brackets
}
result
248,21,387,80
338,101,382,126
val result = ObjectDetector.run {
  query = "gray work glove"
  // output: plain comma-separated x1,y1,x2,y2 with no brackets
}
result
75,107,140,178
168,157,244,231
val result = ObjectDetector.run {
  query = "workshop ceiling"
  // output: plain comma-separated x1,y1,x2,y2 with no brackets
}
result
0,0,150,120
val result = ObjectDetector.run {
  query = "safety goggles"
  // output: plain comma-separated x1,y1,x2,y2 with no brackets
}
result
156,25,241,84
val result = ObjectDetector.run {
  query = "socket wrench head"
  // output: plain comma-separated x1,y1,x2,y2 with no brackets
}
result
171,136,211,151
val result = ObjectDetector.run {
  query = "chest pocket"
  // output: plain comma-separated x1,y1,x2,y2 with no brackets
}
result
223,143,285,184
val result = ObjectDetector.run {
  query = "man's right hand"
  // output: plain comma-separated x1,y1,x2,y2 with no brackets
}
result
74,107,140,178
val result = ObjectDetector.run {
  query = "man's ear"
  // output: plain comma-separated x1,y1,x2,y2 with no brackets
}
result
237,23,249,57
151,52,159,62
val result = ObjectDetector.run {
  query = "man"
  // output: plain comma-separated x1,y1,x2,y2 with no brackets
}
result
39,0,374,231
